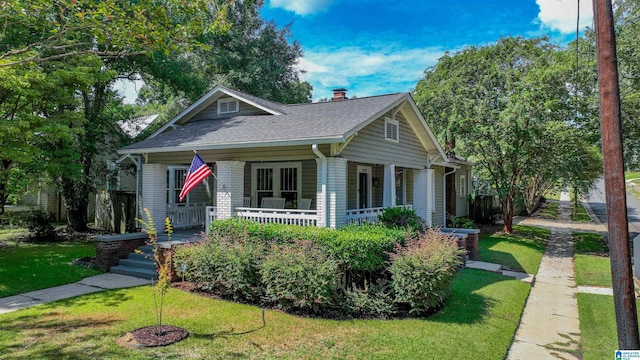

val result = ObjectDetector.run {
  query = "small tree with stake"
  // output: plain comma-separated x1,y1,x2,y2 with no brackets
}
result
120,209,188,348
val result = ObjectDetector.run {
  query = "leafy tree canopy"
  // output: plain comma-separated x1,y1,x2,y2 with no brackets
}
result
414,37,584,233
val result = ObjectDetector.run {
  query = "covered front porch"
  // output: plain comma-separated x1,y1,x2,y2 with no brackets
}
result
142,156,436,232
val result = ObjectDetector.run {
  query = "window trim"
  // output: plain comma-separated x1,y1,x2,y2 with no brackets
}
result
384,117,400,143
217,98,239,114
168,165,190,204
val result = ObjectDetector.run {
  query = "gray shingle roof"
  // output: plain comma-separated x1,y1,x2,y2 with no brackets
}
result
120,92,408,153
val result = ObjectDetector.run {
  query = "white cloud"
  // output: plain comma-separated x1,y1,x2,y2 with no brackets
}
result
298,46,448,100
269,0,335,16
536,0,593,33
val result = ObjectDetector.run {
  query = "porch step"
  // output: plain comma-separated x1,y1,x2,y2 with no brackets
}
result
110,265,157,280
109,245,157,280
119,258,156,271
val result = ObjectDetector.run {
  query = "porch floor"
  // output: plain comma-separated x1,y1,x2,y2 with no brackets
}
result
157,227,205,244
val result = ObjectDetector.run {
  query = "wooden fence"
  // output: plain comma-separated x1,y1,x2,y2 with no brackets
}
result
95,191,137,233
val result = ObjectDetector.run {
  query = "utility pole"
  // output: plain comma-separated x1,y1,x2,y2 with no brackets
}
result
592,0,640,349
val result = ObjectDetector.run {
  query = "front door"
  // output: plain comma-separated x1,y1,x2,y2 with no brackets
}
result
357,165,372,209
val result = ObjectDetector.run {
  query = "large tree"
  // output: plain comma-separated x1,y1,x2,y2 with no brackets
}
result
0,0,240,230
414,37,576,233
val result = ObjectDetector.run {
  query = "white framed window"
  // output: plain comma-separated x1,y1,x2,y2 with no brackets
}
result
217,98,239,114
384,117,399,142
167,166,189,204
251,162,302,208
459,174,467,198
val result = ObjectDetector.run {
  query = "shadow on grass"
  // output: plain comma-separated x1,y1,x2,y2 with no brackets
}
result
37,288,137,310
428,269,519,325
0,311,124,360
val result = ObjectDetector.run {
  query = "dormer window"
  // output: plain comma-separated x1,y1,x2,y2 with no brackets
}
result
384,117,399,142
217,98,239,114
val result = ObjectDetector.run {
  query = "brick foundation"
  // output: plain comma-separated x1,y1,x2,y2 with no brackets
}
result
94,233,148,271
442,227,481,262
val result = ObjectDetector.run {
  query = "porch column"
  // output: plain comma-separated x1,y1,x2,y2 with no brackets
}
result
413,169,429,223
141,163,167,233
425,168,434,226
215,160,245,220
326,157,348,229
383,164,396,207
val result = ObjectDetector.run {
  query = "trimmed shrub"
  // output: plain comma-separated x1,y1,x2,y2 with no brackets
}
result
174,235,265,302
209,218,407,273
24,210,56,242
260,240,338,313
378,207,425,232
389,228,464,315
343,280,395,319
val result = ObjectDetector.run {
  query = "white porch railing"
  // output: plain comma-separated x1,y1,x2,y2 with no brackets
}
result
167,203,207,229
235,207,318,226
346,204,413,224
206,206,217,228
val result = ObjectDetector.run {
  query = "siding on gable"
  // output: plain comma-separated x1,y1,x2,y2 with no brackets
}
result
340,111,429,169
190,98,272,122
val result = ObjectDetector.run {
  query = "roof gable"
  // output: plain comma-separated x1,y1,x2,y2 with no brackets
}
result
149,85,286,138
119,88,446,161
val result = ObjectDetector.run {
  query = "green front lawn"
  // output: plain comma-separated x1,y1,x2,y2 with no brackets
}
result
0,269,530,359
478,225,548,274
538,202,558,219
577,293,640,360
625,172,640,180
571,204,591,222
573,232,611,287
0,241,100,297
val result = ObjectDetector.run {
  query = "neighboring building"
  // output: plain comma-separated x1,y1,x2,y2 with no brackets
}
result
17,114,158,226
117,85,473,232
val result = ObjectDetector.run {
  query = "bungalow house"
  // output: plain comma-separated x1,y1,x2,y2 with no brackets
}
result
117,86,472,232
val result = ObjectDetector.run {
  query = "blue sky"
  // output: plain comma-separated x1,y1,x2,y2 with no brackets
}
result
260,0,594,100
115,0,594,102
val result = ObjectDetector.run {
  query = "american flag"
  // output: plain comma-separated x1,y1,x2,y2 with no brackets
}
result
179,153,212,202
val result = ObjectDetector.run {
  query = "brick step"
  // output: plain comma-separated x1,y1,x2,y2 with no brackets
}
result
120,258,156,271
110,265,157,280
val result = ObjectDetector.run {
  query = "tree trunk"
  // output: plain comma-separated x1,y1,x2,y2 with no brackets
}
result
502,194,514,234
0,159,13,219
66,205,89,232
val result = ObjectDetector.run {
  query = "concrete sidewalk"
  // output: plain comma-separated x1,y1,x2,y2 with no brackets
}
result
0,273,150,315
506,201,581,360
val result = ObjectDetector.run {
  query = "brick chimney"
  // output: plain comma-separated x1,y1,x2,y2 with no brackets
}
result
331,88,348,101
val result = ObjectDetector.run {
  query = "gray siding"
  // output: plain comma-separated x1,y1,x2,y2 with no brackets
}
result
433,166,445,226
190,98,272,122
405,169,414,205
340,111,428,169
301,160,317,209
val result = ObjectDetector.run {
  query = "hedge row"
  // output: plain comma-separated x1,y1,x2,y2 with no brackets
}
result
175,216,463,318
